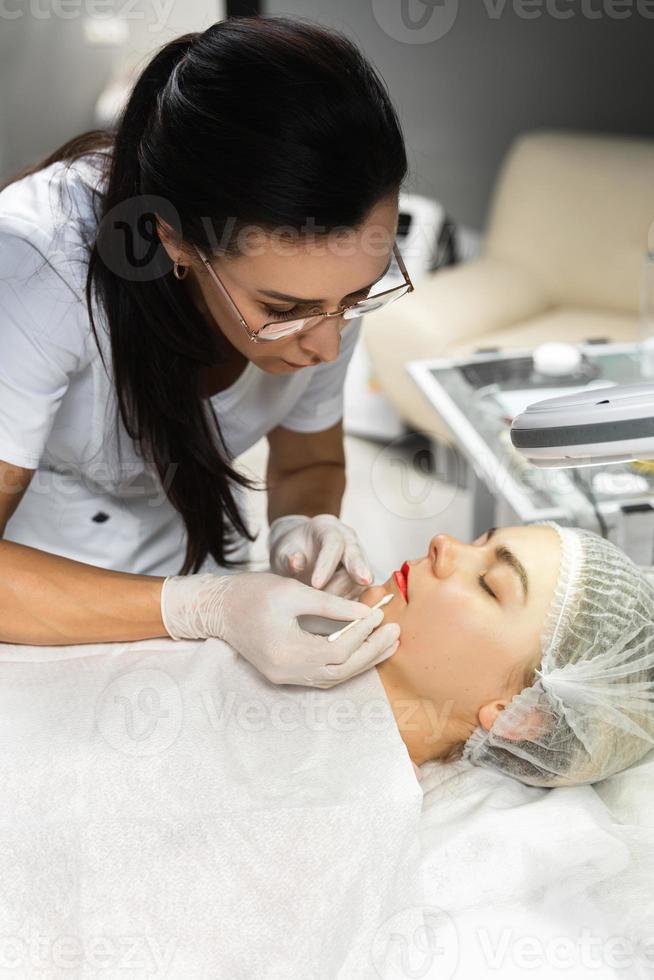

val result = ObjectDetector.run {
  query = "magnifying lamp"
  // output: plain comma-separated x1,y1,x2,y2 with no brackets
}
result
510,382,654,468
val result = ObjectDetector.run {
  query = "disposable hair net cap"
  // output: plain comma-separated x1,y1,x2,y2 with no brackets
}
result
461,521,654,787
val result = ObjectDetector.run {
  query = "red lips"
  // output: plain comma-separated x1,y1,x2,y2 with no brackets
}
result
393,561,410,603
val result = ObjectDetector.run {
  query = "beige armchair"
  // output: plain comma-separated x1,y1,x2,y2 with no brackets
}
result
365,130,654,442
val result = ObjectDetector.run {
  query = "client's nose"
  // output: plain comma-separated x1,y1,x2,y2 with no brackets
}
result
428,533,462,578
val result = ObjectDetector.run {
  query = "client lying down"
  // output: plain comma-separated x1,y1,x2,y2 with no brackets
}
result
365,520,654,788
2,520,653,977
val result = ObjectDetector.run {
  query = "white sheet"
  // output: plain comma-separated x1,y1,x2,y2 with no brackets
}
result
1,636,652,980
412,752,654,979
0,637,424,979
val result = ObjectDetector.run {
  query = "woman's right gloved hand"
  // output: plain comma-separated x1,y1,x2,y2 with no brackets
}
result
160,571,400,689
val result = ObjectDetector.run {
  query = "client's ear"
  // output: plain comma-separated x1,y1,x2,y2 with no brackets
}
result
478,700,549,741
478,700,508,732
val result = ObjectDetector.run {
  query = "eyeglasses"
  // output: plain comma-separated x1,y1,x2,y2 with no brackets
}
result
192,240,414,343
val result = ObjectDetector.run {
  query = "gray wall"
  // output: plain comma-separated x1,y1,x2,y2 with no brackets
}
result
0,1,223,183
265,0,654,229
3,1,652,229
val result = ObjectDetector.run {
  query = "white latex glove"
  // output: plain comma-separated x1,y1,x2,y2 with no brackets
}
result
268,514,373,598
160,571,400,689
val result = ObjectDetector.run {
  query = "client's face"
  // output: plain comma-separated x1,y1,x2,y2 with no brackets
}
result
361,525,561,762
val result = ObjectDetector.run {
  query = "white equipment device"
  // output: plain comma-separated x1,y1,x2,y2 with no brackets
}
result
511,381,654,468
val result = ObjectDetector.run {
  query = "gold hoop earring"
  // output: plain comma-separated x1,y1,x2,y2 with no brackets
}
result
173,260,189,280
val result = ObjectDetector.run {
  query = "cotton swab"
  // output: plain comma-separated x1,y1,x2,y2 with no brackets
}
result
327,593,393,643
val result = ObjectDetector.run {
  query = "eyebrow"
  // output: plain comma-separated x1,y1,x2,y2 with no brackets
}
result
257,254,394,306
485,527,529,602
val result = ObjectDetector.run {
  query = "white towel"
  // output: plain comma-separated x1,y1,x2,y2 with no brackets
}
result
0,637,424,979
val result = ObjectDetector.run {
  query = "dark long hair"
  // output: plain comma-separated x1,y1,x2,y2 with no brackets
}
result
4,16,408,573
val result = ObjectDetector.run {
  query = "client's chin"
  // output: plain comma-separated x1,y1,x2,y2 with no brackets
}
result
360,582,405,677
360,580,404,613
360,584,389,607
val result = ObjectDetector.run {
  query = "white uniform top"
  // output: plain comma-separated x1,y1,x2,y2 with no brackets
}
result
0,155,360,576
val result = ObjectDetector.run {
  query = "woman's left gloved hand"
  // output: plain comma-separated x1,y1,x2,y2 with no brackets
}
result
269,514,373,599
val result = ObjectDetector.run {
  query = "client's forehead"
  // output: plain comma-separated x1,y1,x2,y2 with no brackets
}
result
497,525,561,569
503,525,559,546
501,525,562,608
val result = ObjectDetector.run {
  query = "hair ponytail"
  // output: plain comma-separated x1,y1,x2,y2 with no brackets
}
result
5,16,408,574
88,29,257,574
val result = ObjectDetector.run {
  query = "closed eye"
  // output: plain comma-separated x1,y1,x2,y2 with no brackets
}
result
261,305,308,321
262,290,370,320
478,573,497,600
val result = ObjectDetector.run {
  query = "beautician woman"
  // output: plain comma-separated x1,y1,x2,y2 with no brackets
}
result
0,16,413,687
